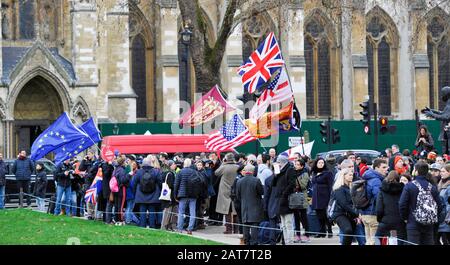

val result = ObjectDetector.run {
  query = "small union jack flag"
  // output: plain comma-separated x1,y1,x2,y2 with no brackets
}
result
237,32,285,94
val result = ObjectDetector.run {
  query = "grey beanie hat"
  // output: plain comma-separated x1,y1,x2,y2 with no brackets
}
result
276,155,289,166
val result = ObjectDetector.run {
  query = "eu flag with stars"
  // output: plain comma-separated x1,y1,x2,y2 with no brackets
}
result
30,112,88,161
54,118,102,165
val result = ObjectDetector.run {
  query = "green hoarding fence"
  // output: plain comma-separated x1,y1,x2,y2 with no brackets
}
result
99,120,442,157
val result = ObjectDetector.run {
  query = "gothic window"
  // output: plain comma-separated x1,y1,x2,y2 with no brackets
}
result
129,4,155,120
19,0,35,39
131,35,147,119
305,16,331,118
427,16,450,110
366,13,396,116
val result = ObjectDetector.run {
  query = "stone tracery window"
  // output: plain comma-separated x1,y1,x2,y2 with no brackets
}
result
366,9,398,117
427,15,450,110
304,13,331,118
2,0,59,42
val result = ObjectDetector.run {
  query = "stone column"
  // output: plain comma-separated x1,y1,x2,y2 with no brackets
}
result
286,2,307,119
71,1,99,123
71,0,98,86
341,0,353,119
351,2,369,119
159,1,180,122
224,21,243,121
396,6,414,119
105,0,136,123
411,5,429,115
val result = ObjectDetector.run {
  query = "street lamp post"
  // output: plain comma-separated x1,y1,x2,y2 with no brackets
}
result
180,24,192,106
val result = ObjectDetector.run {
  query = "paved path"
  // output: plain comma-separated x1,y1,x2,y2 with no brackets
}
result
191,224,343,245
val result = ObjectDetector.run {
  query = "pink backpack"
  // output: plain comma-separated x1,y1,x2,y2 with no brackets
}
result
109,174,119,193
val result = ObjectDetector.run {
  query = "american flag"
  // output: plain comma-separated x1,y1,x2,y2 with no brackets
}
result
205,114,256,151
249,68,293,120
84,168,103,204
237,32,285,94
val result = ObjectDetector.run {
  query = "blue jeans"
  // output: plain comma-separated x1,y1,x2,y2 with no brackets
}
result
125,200,139,224
0,185,4,209
177,198,196,232
140,204,160,228
55,185,71,216
339,223,366,245
71,191,78,216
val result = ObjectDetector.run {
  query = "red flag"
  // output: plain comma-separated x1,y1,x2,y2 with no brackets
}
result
179,85,236,127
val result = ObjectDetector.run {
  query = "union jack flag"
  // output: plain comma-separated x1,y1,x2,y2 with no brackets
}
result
237,32,285,94
84,168,103,204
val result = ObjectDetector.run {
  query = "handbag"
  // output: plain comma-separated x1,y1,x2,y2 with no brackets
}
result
288,177,306,210
159,172,172,201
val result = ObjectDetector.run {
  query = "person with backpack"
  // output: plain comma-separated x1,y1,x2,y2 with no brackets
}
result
399,161,444,245
133,157,162,228
174,158,198,234
33,162,47,212
311,158,334,238
236,164,264,245
358,158,389,245
375,171,407,245
106,157,127,224
125,160,140,226
329,168,360,245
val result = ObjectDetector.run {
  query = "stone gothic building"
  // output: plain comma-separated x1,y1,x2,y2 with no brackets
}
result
0,0,449,156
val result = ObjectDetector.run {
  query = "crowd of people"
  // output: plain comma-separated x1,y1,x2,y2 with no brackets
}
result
0,135,450,246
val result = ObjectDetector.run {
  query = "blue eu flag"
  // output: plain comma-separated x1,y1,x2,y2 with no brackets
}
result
30,112,88,161
53,118,102,165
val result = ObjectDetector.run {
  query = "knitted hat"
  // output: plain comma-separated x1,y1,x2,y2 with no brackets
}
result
394,156,403,167
276,155,289,166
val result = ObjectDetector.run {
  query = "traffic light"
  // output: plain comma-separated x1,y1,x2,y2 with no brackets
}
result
360,100,371,134
332,128,340,144
379,117,388,134
320,121,329,143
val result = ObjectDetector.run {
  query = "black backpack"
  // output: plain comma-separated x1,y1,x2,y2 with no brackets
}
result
351,179,370,209
140,169,157,194
187,171,205,198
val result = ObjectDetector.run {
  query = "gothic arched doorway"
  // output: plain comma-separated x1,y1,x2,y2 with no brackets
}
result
13,76,64,154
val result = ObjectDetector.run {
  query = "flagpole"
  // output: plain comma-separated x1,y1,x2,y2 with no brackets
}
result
283,65,306,157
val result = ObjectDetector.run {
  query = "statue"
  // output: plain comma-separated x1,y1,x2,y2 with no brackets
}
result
2,4,9,40
421,86,450,154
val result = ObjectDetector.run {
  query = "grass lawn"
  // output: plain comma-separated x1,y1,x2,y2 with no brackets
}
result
0,209,221,245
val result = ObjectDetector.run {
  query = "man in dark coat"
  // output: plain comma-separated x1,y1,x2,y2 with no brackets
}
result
264,174,279,245
399,161,444,245
273,155,296,245
0,153,7,209
174,158,197,234
132,157,162,228
236,164,264,245
12,150,34,207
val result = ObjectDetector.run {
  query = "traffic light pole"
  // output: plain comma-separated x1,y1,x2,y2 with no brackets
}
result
328,116,332,151
373,103,378,150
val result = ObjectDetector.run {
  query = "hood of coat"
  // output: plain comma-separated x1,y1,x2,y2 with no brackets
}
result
380,180,404,195
258,163,269,174
363,169,384,182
